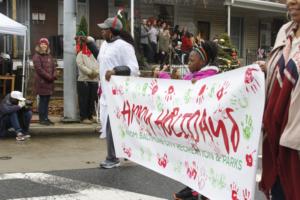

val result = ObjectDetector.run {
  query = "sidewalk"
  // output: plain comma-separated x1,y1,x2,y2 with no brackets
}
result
29,114,100,136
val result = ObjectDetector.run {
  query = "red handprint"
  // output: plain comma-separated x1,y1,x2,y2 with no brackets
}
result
244,68,260,93
245,150,256,167
243,188,251,200
165,85,175,101
122,144,132,158
157,153,168,168
196,84,206,104
216,81,230,101
150,79,158,95
111,86,124,96
185,161,198,180
231,182,239,200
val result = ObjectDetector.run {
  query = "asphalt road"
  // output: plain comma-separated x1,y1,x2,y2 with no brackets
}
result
0,135,266,200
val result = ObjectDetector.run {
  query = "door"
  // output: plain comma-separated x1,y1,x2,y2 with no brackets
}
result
197,21,210,40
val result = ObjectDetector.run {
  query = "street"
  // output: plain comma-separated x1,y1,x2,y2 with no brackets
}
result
0,135,265,200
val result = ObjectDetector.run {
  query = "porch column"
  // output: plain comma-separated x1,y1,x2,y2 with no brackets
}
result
131,0,134,38
227,5,231,37
63,0,79,122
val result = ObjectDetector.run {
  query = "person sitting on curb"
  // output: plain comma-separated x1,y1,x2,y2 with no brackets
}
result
0,91,32,141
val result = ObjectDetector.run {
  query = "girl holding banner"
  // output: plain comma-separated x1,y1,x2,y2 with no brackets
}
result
173,41,219,200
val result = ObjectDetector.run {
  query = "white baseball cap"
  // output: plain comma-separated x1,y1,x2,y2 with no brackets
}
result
10,91,25,101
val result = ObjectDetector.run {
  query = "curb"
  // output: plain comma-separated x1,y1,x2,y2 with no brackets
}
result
29,123,100,136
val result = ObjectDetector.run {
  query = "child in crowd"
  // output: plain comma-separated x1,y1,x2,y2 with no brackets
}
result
173,40,219,200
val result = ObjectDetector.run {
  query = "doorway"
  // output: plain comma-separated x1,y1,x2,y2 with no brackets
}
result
197,21,210,40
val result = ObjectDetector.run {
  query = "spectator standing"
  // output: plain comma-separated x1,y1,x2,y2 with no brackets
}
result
87,16,139,169
148,19,159,63
32,38,56,126
0,91,32,141
140,19,152,63
158,26,171,65
75,34,99,124
257,0,300,199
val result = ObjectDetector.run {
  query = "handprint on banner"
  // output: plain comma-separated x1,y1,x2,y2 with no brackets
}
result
139,147,145,159
150,79,159,95
112,85,124,96
244,68,261,94
208,168,226,189
208,83,217,98
230,182,239,200
196,84,207,104
156,96,164,111
216,81,230,101
142,82,148,96
124,78,130,93
197,167,208,190
118,126,126,139
157,153,168,168
242,188,251,200
245,150,256,167
173,161,183,174
122,144,132,158
213,105,228,122
241,115,253,140
184,89,192,104
230,94,248,110
185,161,198,180
165,85,175,101
146,148,152,161
114,107,122,119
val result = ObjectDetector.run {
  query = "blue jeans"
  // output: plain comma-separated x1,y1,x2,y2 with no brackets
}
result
5,110,32,134
38,95,50,121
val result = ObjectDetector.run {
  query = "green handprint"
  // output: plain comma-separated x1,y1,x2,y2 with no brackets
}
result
142,83,148,96
125,79,130,93
146,148,152,161
231,94,248,110
184,89,192,104
119,126,126,138
173,161,183,174
241,114,253,140
140,147,145,159
156,96,164,111
208,83,217,98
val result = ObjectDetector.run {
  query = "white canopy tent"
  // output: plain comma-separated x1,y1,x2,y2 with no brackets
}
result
0,12,27,94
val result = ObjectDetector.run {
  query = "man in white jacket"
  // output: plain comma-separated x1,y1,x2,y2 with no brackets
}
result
87,16,139,169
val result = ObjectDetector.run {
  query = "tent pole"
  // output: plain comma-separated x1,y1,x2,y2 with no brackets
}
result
21,33,26,94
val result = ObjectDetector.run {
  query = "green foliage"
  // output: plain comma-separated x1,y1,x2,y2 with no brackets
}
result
77,16,88,36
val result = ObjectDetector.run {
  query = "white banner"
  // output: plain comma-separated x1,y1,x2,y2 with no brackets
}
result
107,65,265,200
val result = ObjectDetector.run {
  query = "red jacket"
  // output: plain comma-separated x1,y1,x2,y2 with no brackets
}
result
32,46,56,96
181,35,193,53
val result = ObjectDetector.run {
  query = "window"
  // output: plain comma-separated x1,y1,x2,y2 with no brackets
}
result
154,4,174,26
230,17,244,57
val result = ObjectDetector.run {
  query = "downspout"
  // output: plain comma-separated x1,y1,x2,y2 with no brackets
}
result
131,0,134,38
227,4,231,36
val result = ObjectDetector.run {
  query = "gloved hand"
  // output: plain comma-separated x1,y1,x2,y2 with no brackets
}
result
18,100,26,108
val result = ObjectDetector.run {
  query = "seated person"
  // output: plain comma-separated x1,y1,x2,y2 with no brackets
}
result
0,91,32,141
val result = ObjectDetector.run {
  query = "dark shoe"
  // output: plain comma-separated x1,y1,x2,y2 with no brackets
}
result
39,120,50,126
46,119,55,125
99,159,120,169
174,187,198,200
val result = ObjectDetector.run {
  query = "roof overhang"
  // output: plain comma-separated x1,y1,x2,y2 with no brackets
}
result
224,0,286,13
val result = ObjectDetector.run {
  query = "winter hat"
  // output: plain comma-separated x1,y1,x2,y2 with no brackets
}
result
97,16,123,31
10,91,25,101
39,38,49,46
